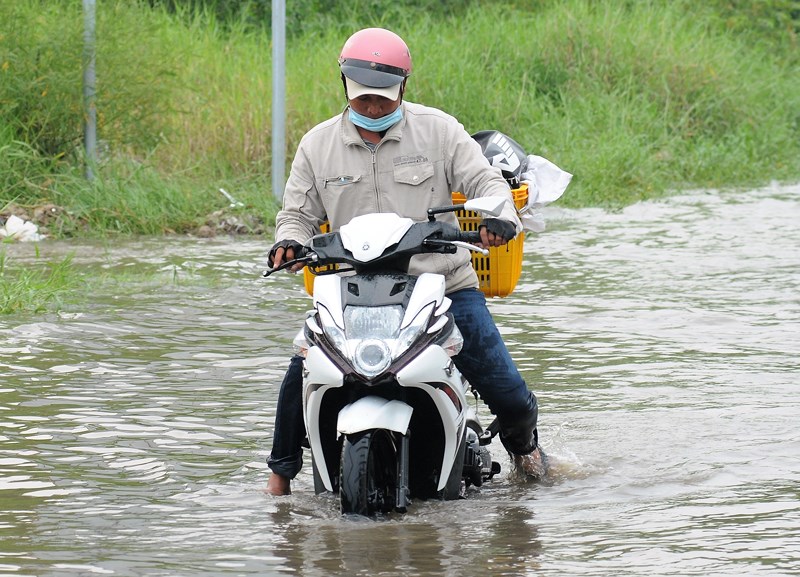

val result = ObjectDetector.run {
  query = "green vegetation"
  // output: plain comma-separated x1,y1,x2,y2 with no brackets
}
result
1,0,798,238
0,243,216,314
1,0,797,314
0,250,81,314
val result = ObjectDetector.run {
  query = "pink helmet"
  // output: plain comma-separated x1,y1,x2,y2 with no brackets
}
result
338,28,412,89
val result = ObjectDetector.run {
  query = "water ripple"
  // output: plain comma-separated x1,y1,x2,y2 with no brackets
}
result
0,186,798,576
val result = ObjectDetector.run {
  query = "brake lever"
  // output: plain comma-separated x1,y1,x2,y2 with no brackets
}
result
424,238,490,256
262,255,316,278
451,241,489,255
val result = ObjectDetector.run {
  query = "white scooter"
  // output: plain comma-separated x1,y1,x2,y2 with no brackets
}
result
264,197,508,516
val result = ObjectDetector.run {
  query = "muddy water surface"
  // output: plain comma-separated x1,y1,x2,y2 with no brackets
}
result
1,184,798,576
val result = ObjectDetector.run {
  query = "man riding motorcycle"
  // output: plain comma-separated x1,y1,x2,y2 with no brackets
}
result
265,27,546,496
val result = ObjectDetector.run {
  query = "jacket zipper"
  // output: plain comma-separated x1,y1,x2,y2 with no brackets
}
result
371,147,380,213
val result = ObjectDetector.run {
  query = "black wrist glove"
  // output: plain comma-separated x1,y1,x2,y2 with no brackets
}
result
268,239,305,267
480,218,517,243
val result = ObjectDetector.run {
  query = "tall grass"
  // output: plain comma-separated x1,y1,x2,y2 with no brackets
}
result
1,0,798,236
0,250,80,314
410,2,799,204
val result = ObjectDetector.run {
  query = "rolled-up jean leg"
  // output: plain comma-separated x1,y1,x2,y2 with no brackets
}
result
267,355,305,479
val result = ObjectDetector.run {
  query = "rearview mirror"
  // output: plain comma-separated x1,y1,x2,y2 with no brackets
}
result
462,196,507,217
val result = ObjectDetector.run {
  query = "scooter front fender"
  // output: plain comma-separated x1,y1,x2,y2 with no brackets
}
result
337,396,413,436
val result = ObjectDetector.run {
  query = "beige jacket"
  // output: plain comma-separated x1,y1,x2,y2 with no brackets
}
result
274,101,521,293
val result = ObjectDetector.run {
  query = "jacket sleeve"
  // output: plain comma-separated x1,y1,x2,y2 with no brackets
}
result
274,141,328,244
445,123,522,234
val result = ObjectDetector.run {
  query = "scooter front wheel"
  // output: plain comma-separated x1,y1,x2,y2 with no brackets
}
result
340,429,397,516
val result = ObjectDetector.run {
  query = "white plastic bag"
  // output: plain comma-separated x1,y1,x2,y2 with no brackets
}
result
0,215,46,242
518,155,572,233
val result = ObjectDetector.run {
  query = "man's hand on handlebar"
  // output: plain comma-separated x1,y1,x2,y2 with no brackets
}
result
479,218,516,248
268,239,307,272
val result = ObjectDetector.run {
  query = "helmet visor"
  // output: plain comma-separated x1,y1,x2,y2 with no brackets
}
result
340,56,408,87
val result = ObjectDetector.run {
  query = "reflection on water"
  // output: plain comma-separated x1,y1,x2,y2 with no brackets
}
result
1,184,798,576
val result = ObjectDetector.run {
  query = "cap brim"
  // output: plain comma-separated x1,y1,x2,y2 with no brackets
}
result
345,77,402,101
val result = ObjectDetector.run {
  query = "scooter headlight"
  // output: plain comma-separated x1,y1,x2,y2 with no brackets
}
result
316,303,440,379
345,305,404,340
353,338,392,377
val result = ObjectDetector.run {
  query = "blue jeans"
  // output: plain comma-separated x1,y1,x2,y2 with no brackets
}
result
267,288,538,478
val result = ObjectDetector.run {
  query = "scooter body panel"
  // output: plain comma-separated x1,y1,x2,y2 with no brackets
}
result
396,345,469,490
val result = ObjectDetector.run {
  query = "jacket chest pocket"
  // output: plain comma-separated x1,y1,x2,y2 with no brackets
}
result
323,174,363,188
393,162,434,186
319,173,375,216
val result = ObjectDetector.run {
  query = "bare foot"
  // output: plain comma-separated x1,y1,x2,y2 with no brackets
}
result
263,473,291,496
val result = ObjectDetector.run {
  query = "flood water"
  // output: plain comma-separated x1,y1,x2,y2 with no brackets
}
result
1,183,798,576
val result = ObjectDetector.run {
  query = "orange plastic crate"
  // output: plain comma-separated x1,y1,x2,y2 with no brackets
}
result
303,185,527,297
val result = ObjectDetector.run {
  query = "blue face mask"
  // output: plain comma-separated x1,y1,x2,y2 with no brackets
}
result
349,107,403,133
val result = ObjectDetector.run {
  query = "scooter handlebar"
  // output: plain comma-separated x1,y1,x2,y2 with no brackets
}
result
457,231,483,244
423,230,488,255
263,221,487,277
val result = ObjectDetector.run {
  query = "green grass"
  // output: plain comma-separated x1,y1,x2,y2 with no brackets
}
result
0,243,219,314
1,0,798,236
0,249,81,314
